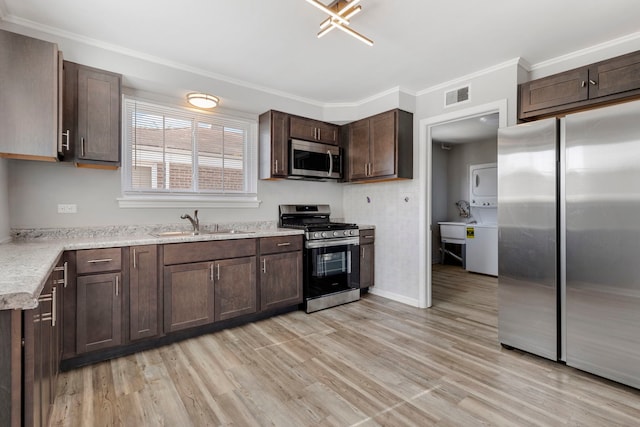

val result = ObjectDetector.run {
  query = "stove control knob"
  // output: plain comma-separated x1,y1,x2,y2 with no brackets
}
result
333,231,339,237
344,230,349,236
314,232,320,238
321,232,327,238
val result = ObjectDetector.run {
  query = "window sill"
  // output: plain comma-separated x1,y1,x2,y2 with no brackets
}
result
118,194,261,209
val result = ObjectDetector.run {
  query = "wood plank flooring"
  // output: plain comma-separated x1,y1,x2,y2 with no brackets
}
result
50,264,640,426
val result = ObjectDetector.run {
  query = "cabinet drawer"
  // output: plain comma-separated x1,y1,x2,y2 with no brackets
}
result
163,239,257,265
259,235,303,255
359,229,375,244
76,248,122,274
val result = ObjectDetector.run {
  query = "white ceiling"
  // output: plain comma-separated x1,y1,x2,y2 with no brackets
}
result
1,0,640,106
431,113,499,145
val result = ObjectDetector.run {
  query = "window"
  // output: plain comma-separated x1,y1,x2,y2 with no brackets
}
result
119,98,259,208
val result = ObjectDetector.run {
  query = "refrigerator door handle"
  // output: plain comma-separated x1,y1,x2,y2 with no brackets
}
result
559,118,567,363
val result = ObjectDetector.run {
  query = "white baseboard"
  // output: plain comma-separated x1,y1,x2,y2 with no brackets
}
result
368,287,421,308
0,235,11,244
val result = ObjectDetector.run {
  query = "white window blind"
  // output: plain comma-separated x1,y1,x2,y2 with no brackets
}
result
120,97,258,208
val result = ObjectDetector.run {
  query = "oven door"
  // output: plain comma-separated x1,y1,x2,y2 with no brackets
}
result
304,239,360,299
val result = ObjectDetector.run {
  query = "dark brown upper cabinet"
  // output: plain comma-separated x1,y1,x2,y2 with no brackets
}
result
62,61,122,168
344,109,413,183
519,50,640,121
0,29,62,161
289,115,340,145
259,110,289,179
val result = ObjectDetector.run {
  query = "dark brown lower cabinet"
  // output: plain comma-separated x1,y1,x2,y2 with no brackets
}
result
76,272,122,353
260,251,303,311
164,262,215,332
129,245,159,341
215,257,257,321
359,229,375,289
23,258,63,427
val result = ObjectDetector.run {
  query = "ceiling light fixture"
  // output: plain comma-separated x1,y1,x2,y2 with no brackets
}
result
186,93,219,109
305,0,373,46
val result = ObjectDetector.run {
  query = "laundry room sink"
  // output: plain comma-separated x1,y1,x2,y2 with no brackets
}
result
438,222,467,244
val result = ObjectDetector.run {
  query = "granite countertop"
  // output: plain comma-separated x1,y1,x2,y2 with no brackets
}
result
358,224,376,230
0,227,304,311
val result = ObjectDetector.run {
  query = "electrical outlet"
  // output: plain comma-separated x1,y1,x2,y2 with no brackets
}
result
57,204,77,214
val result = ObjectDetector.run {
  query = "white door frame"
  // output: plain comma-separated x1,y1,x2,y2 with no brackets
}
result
417,99,508,308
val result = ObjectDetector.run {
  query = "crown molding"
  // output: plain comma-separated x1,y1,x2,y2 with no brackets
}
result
1,14,326,108
529,31,640,71
416,57,522,97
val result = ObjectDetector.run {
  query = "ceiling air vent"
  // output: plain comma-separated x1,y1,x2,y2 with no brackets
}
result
444,85,470,107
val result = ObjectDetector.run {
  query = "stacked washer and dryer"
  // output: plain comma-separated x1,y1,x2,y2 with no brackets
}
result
438,163,498,276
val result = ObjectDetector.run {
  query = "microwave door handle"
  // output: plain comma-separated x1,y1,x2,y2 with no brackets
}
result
327,150,333,177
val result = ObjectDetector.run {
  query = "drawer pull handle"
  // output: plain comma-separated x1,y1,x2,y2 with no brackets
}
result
364,235,374,238
277,242,291,247
87,258,113,263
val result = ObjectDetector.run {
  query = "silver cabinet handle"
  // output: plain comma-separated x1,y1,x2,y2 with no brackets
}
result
362,246,365,259
53,261,68,287
38,290,55,325
327,150,333,177
363,235,374,239
61,130,70,151
87,258,113,263
210,264,214,282
581,81,586,88
589,79,597,85
133,248,137,269
52,287,57,327
275,159,278,173
216,264,221,281
277,242,291,247
115,275,119,296
262,258,267,274
81,137,86,157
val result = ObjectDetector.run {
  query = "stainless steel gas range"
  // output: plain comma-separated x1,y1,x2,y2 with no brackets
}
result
279,204,360,313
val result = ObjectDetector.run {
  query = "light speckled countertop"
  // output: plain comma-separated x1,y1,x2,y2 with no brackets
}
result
0,228,303,311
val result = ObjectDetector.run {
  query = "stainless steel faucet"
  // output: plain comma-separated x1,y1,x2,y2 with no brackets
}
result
180,210,199,235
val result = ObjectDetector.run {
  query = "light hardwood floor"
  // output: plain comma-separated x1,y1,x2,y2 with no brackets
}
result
51,264,640,426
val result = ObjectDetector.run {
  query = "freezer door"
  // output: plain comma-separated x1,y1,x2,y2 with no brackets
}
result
564,100,640,388
497,118,558,360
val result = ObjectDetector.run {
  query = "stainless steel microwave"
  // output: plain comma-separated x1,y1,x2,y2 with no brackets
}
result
289,139,342,180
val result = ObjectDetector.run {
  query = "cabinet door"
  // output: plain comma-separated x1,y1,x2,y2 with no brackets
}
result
76,65,121,164
61,60,78,161
164,262,215,332
259,110,289,179
130,245,159,341
347,118,371,181
0,29,59,160
260,251,303,311
290,116,339,145
588,50,640,99
76,272,122,353
215,257,257,321
360,243,375,289
519,68,589,118
369,110,397,178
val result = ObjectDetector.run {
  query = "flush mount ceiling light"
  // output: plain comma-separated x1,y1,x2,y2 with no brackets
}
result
305,0,373,46
186,93,219,109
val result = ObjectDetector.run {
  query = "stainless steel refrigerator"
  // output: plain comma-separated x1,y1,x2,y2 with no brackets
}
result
497,100,640,389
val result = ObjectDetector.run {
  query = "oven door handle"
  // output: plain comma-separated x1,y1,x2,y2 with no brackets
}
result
305,237,359,249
